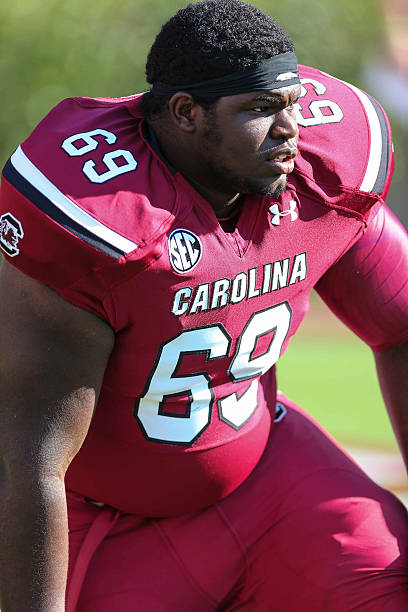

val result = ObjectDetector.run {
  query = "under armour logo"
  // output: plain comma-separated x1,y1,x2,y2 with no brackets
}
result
269,201,298,226
274,402,287,423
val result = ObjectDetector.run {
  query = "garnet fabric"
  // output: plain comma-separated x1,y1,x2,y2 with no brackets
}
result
0,65,405,516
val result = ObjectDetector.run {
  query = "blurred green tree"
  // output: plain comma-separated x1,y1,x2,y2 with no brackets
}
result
0,0,383,165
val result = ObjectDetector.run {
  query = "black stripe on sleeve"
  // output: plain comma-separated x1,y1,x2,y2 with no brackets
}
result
368,97,390,196
2,159,126,259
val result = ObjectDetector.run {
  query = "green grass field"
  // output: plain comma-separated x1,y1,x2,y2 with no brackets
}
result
277,293,400,452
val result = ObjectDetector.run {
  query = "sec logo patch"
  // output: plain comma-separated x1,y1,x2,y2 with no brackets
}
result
168,229,202,274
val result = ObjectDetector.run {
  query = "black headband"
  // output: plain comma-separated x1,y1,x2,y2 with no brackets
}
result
152,52,300,98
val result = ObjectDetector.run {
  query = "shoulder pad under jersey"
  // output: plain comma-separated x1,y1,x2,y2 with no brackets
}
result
0,95,178,315
293,65,394,213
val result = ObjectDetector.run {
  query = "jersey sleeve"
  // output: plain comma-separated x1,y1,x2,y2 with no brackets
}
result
315,204,408,351
0,96,175,324
295,66,394,215
0,155,119,322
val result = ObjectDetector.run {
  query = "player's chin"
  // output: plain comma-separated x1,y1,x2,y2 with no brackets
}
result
251,174,288,198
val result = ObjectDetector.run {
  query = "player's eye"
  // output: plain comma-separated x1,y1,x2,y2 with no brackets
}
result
252,106,272,114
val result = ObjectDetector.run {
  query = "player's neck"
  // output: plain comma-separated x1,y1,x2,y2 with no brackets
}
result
148,121,242,213
181,174,243,212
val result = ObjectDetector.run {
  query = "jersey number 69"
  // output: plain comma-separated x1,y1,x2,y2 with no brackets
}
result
62,129,138,183
135,302,291,445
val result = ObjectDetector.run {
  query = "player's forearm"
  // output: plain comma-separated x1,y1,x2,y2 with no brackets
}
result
374,340,408,474
0,470,68,612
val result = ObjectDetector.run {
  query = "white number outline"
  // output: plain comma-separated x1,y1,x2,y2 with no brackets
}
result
134,302,292,444
61,129,138,183
294,78,344,127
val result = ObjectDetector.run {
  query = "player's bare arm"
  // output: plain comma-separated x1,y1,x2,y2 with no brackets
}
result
0,260,114,611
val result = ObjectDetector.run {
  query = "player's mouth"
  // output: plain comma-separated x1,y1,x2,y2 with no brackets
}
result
262,146,297,175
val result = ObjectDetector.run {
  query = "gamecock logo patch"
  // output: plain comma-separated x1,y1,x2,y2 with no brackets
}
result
0,212,24,257
168,229,202,274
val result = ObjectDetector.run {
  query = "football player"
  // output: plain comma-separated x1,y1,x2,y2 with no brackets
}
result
0,1,408,610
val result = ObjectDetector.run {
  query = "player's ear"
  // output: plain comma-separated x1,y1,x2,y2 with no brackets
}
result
167,92,201,133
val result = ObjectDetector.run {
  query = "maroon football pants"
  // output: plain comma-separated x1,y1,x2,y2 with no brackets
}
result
66,394,408,611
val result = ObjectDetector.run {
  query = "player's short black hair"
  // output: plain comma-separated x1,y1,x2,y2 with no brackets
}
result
141,0,295,118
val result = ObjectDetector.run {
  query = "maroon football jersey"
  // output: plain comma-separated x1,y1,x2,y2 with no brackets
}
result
0,66,393,515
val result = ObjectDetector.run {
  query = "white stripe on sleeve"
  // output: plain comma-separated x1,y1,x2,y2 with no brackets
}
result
10,146,138,254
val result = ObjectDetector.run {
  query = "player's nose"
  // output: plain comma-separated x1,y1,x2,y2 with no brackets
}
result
269,108,298,140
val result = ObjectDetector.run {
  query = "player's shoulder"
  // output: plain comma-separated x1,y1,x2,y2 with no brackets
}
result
1,93,178,262
295,64,394,202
